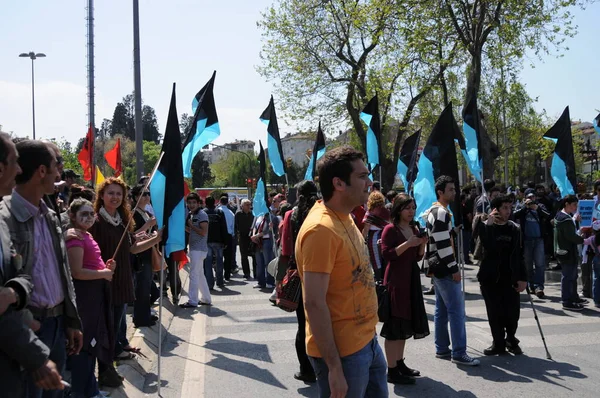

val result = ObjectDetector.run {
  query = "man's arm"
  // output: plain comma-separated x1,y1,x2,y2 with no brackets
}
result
428,208,458,274
303,271,347,396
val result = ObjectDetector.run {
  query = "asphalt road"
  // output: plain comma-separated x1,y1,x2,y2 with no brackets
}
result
147,256,600,398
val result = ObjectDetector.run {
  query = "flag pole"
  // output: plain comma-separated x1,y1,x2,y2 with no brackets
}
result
284,174,290,202
111,151,165,261
158,247,166,397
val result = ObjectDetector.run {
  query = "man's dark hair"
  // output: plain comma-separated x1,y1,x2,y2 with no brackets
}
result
317,146,365,201
491,195,513,211
386,190,398,203
535,184,545,191
372,181,381,191
594,180,600,192
187,192,201,202
435,175,454,199
68,184,94,205
483,179,495,192
489,186,501,196
130,184,146,200
0,132,12,164
205,196,215,208
15,140,54,185
222,192,229,199
219,196,228,205
562,194,579,207
269,191,278,199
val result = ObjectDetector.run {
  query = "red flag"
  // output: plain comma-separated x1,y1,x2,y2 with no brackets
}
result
104,138,122,177
78,125,94,181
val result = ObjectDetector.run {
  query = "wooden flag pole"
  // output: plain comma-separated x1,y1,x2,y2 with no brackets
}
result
111,151,165,261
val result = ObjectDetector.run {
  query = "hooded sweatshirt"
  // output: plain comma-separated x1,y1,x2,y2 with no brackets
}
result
554,210,583,265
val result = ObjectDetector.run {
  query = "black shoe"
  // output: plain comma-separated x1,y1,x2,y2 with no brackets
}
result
134,319,157,328
483,343,506,356
397,359,420,376
563,302,584,311
575,297,589,305
506,340,523,355
423,286,435,295
99,367,123,388
294,372,316,383
151,315,159,321
387,368,416,385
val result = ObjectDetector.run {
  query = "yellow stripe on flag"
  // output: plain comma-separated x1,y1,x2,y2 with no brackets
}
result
95,166,105,185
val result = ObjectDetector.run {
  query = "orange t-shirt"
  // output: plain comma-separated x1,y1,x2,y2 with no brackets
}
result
295,200,378,358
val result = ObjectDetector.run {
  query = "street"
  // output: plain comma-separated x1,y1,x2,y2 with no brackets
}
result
117,256,600,398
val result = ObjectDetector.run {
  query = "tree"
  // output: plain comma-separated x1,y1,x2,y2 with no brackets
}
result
211,152,259,187
179,113,194,143
111,102,132,140
191,152,213,188
142,105,161,143
440,0,591,178
258,0,458,188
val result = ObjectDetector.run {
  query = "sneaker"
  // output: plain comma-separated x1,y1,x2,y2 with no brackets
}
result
179,302,198,309
266,283,275,289
535,288,545,299
253,283,266,289
483,343,506,356
435,351,451,359
594,302,600,308
562,302,584,311
506,340,523,355
269,290,277,304
575,297,589,305
232,267,240,274
451,354,480,366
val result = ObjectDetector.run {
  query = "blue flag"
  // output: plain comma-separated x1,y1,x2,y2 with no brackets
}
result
397,130,421,192
360,95,381,171
259,96,286,177
149,83,186,257
305,122,326,181
461,95,483,182
414,103,462,225
594,113,600,136
544,106,576,197
253,141,270,217
181,71,220,178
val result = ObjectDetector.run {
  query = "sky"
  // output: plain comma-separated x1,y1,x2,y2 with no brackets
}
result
0,0,598,149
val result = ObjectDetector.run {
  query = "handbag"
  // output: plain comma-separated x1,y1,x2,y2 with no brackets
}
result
276,269,302,312
376,280,390,323
151,246,166,272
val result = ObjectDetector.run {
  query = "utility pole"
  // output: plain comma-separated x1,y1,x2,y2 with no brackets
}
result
133,0,144,180
87,0,96,185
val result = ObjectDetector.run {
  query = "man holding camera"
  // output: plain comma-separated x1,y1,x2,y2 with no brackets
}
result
514,193,550,298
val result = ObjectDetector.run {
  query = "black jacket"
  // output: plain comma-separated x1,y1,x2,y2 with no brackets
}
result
205,207,229,245
235,211,254,240
476,218,527,285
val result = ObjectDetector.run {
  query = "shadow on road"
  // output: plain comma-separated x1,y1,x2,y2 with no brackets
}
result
204,337,273,363
297,384,318,397
205,353,287,389
394,377,478,397
464,355,586,391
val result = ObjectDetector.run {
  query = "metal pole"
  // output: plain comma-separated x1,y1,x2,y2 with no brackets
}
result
87,0,96,185
158,247,165,397
525,287,552,360
133,0,144,180
31,58,36,140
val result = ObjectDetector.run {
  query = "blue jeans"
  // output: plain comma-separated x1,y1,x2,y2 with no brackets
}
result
524,238,545,290
433,276,467,358
462,231,472,263
68,350,99,398
134,261,154,325
560,263,579,304
25,316,67,398
255,238,275,287
309,336,388,398
205,243,225,288
593,258,600,304
114,304,127,356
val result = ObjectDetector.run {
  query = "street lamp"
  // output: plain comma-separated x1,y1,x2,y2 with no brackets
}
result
19,51,46,140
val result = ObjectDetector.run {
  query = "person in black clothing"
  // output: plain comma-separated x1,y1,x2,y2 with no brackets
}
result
235,199,255,279
131,184,160,327
476,195,527,356
461,190,474,264
513,194,550,298
204,196,229,289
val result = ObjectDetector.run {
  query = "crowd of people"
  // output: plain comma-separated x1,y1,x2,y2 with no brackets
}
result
2,131,600,398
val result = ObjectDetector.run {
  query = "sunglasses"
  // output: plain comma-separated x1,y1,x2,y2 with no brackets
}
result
142,192,150,197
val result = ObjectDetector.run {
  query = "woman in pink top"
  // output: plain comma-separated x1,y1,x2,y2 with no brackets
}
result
65,198,118,394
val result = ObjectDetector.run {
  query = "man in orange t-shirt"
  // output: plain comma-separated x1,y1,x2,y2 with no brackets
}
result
296,146,387,398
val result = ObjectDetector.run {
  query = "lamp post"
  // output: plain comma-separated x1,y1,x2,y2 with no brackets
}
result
19,52,46,140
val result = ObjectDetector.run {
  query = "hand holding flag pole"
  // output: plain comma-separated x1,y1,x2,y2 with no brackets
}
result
110,151,165,261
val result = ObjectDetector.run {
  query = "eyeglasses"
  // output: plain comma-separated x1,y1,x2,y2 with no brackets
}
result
142,192,150,197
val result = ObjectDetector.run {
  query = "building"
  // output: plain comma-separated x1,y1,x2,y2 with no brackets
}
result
202,140,255,164
280,132,315,167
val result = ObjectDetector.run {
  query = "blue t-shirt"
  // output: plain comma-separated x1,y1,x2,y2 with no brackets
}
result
189,209,209,252
523,210,541,239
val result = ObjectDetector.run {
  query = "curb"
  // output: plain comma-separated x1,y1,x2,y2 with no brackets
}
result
103,270,189,397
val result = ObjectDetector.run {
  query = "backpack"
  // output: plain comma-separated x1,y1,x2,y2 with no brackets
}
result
206,208,227,244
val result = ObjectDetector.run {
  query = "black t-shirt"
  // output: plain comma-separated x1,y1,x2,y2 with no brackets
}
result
133,209,154,264
493,223,515,283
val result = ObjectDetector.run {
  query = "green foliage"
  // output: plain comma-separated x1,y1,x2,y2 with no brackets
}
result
109,94,162,144
211,152,258,187
191,151,213,188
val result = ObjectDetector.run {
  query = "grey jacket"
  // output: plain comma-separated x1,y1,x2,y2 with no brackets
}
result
0,216,50,396
0,194,81,330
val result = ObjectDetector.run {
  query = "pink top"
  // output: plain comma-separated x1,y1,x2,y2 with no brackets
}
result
66,232,107,271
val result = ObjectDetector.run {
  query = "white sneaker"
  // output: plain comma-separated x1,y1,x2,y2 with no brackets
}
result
269,290,277,304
